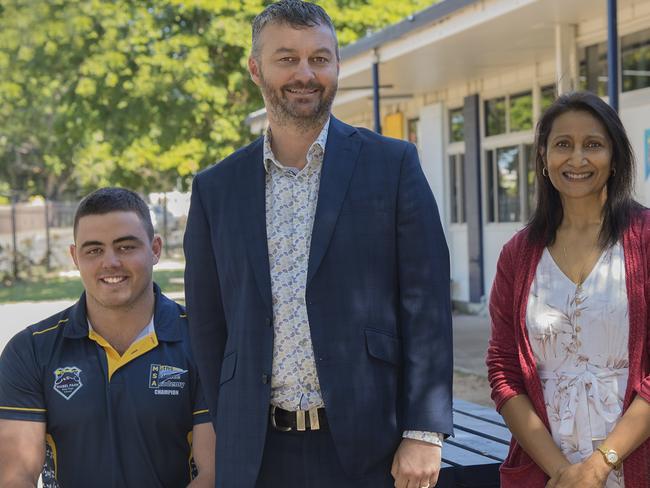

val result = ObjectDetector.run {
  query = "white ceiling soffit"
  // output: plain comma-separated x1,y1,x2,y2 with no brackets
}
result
335,0,634,109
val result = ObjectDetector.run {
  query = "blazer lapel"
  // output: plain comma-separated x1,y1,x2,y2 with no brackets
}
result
239,139,273,315
307,118,361,286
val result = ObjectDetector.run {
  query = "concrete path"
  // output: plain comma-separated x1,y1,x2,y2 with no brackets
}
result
1,300,75,353
452,313,491,377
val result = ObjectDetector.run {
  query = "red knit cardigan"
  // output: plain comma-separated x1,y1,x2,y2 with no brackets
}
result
486,209,650,488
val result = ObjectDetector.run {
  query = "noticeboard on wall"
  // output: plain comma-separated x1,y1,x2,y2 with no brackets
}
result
383,112,404,140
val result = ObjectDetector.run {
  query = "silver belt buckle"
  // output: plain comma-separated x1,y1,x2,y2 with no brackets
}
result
270,405,292,432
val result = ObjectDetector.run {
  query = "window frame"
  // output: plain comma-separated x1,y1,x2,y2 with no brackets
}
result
483,139,536,224
578,27,650,95
448,107,465,143
448,151,466,224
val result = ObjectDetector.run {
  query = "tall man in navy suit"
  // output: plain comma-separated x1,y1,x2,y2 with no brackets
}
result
183,1,453,487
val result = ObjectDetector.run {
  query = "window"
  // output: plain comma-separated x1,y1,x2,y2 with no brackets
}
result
483,90,539,223
509,92,533,132
407,118,419,145
485,143,535,223
486,151,495,223
484,97,506,136
525,144,536,217
449,154,465,223
579,42,608,96
579,28,650,95
485,92,533,136
496,146,520,222
540,85,556,114
622,28,650,92
449,108,464,142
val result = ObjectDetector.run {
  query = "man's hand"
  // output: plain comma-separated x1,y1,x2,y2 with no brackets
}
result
391,438,441,488
545,454,611,488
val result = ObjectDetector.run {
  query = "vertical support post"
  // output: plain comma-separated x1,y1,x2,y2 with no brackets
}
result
607,0,619,111
554,24,578,95
463,95,484,304
162,193,169,257
10,192,18,281
44,198,51,271
372,49,382,134
586,44,600,94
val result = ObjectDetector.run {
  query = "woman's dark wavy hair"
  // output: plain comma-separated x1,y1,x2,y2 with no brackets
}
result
527,91,642,249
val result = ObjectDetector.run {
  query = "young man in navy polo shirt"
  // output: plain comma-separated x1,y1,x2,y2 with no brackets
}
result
0,188,215,488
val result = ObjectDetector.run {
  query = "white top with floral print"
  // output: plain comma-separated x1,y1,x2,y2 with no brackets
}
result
526,242,628,487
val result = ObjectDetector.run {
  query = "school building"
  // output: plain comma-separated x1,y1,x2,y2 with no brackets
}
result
248,0,650,309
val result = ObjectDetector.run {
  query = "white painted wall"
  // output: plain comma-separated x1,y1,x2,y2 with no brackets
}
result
419,103,474,302
482,222,525,300
620,88,650,207
419,103,447,222
448,225,470,302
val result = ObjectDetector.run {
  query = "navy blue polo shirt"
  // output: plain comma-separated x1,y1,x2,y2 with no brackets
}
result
0,284,210,488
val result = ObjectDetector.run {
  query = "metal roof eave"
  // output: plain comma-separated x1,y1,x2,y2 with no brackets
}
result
339,0,479,61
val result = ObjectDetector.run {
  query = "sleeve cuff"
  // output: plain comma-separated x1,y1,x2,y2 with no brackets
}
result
0,405,47,422
403,430,443,447
192,408,211,425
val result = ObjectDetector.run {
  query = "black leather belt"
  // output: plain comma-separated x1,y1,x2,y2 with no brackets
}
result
269,405,328,432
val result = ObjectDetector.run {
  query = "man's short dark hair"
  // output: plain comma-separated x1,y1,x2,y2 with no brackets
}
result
251,0,339,60
73,187,154,241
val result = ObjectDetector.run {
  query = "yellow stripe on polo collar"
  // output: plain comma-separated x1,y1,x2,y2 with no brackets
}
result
88,330,159,380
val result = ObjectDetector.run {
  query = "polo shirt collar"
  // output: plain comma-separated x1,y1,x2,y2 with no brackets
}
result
152,284,183,343
63,283,182,343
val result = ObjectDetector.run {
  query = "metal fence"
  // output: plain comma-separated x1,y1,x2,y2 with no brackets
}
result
0,200,76,280
0,191,189,281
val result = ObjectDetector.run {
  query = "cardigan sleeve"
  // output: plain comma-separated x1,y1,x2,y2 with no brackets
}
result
636,211,650,403
486,240,527,413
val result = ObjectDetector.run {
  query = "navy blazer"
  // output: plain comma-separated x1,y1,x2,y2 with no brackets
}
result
184,117,453,488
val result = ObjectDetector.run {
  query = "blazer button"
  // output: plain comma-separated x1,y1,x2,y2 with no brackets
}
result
262,374,269,384
265,317,271,326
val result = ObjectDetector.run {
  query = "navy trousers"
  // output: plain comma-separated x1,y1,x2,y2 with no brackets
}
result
255,427,395,488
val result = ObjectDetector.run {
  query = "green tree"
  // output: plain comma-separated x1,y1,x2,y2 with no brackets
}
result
0,0,435,199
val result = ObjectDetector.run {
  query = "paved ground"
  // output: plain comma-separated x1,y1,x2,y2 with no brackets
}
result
0,301,495,405
451,312,493,406
0,299,75,350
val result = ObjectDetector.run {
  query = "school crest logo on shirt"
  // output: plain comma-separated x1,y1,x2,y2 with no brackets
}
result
53,366,83,400
149,364,187,396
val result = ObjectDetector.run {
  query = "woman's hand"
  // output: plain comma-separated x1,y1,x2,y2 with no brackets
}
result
545,454,611,488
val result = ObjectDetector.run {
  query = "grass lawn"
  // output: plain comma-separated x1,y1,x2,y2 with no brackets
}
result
0,269,185,303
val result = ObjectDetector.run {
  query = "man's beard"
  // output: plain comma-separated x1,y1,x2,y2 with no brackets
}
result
259,73,337,132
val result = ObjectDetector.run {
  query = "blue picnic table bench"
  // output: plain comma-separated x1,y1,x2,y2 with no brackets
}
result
438,399,511,487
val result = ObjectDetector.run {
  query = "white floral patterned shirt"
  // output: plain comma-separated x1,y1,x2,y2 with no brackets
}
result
527,243,628,488
263,120,442,447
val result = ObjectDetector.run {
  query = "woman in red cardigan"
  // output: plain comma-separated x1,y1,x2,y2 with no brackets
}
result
487,91,650,488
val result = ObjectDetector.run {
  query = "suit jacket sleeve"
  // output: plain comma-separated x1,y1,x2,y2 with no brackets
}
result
486,240,527,412
184,175,227,420
397,143,453,436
